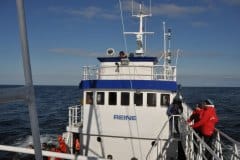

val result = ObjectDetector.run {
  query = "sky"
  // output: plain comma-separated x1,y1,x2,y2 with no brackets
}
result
0,0,240,87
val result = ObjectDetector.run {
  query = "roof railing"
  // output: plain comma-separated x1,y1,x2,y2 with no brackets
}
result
82,65,176,81
68,105,83,128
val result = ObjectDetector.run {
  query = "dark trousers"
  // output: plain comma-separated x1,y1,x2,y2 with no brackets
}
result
193,129,201,154
203,134,215,160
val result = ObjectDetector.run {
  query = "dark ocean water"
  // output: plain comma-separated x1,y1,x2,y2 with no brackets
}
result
0,85,240,159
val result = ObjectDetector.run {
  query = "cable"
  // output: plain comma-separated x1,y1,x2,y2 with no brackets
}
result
144,16,147,55
119,0,128,53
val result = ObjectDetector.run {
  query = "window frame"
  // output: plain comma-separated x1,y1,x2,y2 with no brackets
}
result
96,92,105,105
121,92,130,106
108,92,117,106
161,94,170,107
85,92,93,105
134,92,143,106
147,93,156,107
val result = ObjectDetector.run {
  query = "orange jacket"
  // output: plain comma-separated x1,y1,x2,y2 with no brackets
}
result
58,138,67,153
75,138,80,151
192,105,218,136
48,148,62,160
187,108,203,123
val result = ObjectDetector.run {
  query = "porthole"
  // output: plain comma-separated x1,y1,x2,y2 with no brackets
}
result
97,137,101,142
151,141,155,146
107,154,113,159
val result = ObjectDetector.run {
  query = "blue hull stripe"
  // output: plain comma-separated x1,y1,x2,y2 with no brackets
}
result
79,80,177,91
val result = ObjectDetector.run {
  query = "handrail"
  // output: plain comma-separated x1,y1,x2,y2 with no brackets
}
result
180,117,222,160
146,115,237,160
214,128,240,160
68,105,82,127
146,115,176,159
82,65,176,81
215,128,240,146
0,144,105,160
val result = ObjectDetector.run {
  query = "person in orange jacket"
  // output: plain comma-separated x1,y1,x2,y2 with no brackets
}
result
187,104,204,134
48,136,68,160
58,135,68,153
191,100,218,137
187,103,204,153
75,138,80,154
191,99,219,159
48,147,62,160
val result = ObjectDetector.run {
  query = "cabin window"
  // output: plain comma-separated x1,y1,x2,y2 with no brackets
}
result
109,92,117,105
134,93,143,106
147,93,156,107
97,92,104,105
121,92,129,106
161,94,170,106
86,92,93,105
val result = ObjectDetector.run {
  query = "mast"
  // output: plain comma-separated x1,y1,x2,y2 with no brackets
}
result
16,0,43,159
124,3,154,56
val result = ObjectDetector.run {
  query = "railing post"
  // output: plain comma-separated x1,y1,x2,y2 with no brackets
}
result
232,144,239,160
81,105,83,125
96,68,99,79
75,106,78,125
214,131,223,160
83,66,86,80
68,107,71,126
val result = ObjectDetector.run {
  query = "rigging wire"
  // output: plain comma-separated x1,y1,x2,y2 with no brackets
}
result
144,16,147,55
119,1,136,155
132,0,134,15
150,0,152,14
119,0,128,53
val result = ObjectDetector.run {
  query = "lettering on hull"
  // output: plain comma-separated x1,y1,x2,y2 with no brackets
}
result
113,114,137,120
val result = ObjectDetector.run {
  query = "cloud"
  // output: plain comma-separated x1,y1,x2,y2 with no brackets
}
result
48,48,100,57
121,0,150,14
121,1,207,17
48,1,209,20
48,6,118,20
182,51,223,58
178,73,240,87
151,4,207,17
222,0,240,6
65,6,101,18
191,21,209,27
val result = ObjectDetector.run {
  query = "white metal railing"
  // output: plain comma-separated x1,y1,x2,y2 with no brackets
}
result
68,105,83,127
82,65,176,81
180,117,222,160
214,129,240,160
0,145,105,160
181,117,240,160
146,115,240,160
146,115,179,160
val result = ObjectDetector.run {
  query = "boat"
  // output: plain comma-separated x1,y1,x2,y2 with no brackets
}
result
0,0,239,160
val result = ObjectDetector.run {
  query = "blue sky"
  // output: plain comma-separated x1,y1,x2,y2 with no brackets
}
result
0,0,240,86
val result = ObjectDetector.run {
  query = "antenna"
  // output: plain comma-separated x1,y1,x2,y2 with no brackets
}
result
163,22,173,79
124,3,154,56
